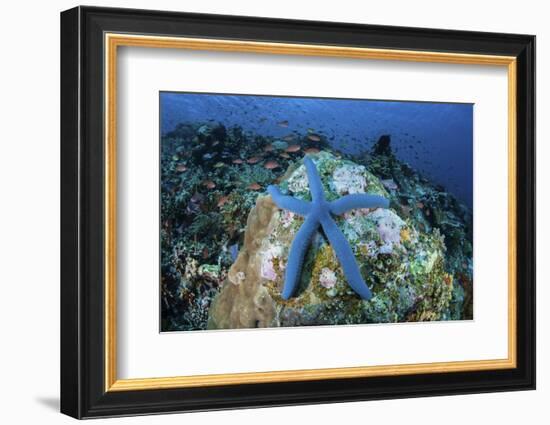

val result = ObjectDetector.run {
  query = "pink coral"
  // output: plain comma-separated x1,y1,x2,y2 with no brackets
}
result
368,209,405,254
261,255,277,281
260,245,283,281
319,267,337,288
280,210,296,228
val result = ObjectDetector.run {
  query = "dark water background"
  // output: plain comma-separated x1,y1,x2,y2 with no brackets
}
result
160,92,473,208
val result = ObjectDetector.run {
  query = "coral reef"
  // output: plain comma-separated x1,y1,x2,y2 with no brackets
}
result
365,136,473,320
208,151,466,329
161,123,473,331
160,122,329,331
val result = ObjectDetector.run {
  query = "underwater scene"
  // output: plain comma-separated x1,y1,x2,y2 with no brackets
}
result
160,92,473,332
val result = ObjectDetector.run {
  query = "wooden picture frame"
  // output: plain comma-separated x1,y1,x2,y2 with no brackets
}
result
61,5,535,419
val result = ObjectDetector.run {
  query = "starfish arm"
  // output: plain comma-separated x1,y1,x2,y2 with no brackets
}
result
282,215,319,300
304,157,325,201
267,185,311,216
329,194,389,215
320,216,373,300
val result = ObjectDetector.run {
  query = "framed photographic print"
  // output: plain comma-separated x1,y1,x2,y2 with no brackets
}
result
60,6,536,419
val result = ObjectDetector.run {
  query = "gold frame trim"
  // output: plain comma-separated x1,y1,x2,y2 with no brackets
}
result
104,33,517,392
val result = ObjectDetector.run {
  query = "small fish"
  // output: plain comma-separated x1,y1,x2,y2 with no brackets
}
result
279,152,290,159
307,134,321,142
263,144,274,152
246,156,262,164
283,134,296,142
381,179,398,191
285,144,301,153
248,182,262,190
175,163,187,172
203,180,216,189
304,147,320,154
277,120,289,127
229,244,239,262
217,196,230,208
264,160,280,170
416,202,424,209
213,162,225,168
232,158,244,164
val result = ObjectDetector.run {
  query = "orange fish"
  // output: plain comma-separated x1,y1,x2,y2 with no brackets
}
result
304,147,320,154
176,163,187,172
232,158,244,164
285,144,301,153
246,156,262,164
307,134,321,142
203,180,216,189
248,183,262,190
217,196,230,208
283,134,296,142
279,152,290,159
263,144,274,152
264,161,280,170
277,120,289,127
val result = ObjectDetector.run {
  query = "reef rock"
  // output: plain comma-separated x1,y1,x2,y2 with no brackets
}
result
207,151,453,329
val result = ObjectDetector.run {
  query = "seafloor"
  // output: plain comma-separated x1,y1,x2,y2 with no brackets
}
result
160,122,473,331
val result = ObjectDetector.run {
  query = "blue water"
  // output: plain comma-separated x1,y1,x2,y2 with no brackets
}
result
160,92,473,208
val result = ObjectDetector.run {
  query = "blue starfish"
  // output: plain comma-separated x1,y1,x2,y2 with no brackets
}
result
267,157,389,300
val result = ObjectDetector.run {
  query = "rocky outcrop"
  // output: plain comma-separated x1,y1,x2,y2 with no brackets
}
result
207,195,279,329
208,152,454,329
